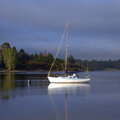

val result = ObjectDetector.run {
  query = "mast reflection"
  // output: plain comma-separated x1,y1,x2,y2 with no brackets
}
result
48,83,90,120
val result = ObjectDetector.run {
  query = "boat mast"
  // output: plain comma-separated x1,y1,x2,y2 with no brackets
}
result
65,94,68,120
48,23,68,76
65,23,69,74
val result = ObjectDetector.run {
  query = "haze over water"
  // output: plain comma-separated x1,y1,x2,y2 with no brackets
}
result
0,71,120,120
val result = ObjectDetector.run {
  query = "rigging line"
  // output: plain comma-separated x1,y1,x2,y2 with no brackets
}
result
83,63,89,76
48,23,69,76
80,60,89,71
65,23,69,73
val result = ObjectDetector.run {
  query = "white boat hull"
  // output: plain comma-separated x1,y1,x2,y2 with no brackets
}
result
48,76,90,83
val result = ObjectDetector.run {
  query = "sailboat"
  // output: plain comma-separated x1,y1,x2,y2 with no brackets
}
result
48,23,90,83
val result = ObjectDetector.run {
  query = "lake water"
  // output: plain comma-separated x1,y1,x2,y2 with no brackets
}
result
0,71,120,120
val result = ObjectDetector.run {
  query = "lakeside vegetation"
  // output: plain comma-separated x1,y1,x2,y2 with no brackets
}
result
0,42,120,72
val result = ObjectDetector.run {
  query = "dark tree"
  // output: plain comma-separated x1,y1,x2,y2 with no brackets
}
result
18,49,30,64
38,52,44,62
0,47,3,65
68,55,75,63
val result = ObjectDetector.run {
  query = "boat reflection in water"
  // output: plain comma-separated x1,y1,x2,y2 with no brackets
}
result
48,83,90,95
48,83,90,120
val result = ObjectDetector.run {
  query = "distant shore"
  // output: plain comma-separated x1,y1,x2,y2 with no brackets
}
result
0,69,47,73
0,68,120,73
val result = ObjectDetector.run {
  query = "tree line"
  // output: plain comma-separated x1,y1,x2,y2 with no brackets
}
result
0,42,55,70
0,42,120,71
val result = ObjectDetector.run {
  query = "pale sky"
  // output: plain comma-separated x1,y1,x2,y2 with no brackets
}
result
0,0,120,60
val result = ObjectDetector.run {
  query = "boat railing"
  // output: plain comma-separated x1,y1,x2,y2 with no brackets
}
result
49,74,90,78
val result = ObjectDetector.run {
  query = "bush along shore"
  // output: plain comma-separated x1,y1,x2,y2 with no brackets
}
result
0,42,120,72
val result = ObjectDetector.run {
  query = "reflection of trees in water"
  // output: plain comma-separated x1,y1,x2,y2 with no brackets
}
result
0,74,4,89
3,73,15,91
0,73,49,101
1,73,16,100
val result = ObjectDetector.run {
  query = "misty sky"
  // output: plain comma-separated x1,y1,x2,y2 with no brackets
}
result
0,0,120,60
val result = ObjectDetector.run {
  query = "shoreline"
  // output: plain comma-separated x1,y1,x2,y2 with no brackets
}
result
0,68,120,73
0,69,47,73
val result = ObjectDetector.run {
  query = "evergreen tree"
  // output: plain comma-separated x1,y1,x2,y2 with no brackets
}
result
34,53,38,61
18,49,30,64
46,53,54,63
38,52,44,62
68,55,75,63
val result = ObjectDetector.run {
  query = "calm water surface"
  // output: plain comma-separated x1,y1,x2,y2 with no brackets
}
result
0,71,120,120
